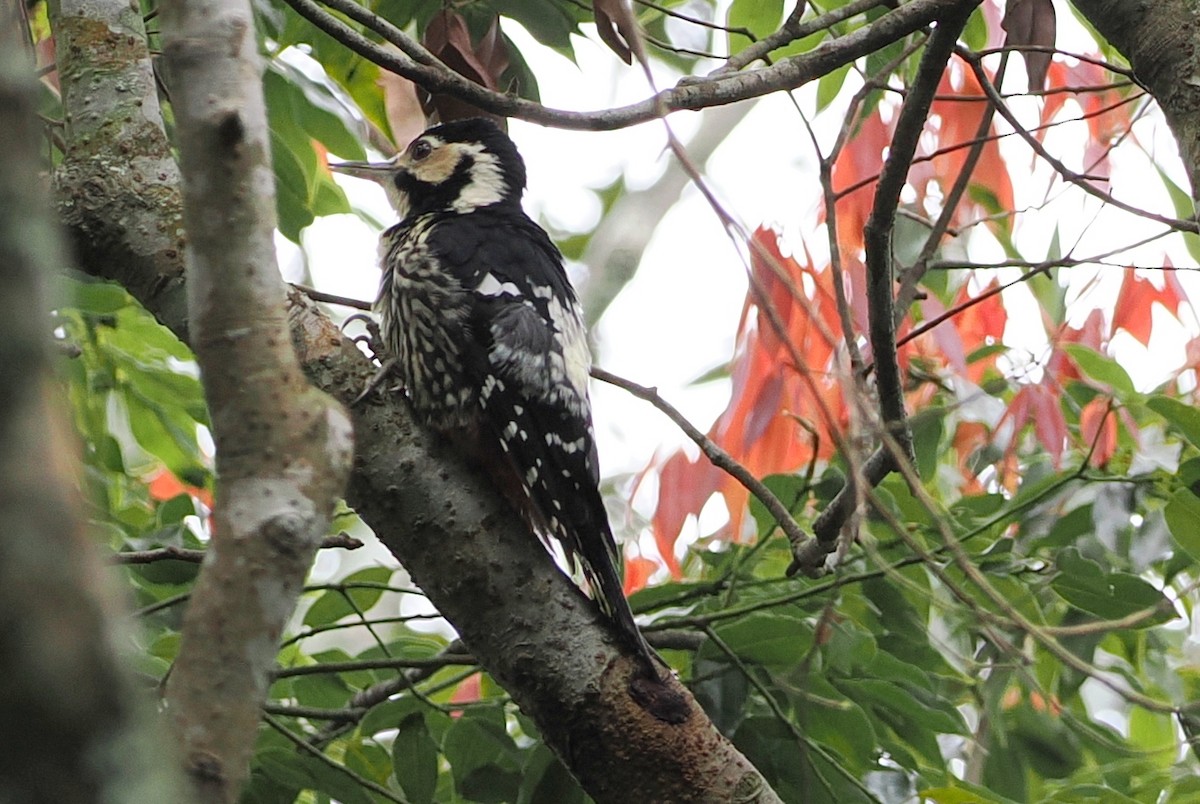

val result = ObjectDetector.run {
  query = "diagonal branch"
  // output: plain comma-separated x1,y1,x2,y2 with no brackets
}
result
862,4,978,473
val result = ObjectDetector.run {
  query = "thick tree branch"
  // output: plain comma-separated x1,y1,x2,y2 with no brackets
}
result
157,0,354,799
288,291,782,802
0,5,188,798
282,0,979,130
49,0,190,338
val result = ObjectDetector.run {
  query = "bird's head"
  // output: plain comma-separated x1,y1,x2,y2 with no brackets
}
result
331,118,526,220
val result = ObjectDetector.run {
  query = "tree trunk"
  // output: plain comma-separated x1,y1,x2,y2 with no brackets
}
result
0,4,189,800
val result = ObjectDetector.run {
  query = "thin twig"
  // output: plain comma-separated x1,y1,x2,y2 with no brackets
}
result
114,532,363,564
591,367,811,550
277,0,983,131
956,46,1198,234
263,714,406,803
292,283,372,311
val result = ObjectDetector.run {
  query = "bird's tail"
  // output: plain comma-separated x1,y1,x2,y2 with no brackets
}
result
575,521,665,682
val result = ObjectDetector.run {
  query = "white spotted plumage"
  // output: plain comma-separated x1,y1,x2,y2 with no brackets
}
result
335,118,662,680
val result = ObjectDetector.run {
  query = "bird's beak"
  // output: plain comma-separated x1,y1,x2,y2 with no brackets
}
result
328,160,394,183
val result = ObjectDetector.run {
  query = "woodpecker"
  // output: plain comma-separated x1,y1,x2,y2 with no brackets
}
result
333,119,661,680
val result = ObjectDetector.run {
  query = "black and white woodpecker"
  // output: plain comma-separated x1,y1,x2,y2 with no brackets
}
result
333,118,662,681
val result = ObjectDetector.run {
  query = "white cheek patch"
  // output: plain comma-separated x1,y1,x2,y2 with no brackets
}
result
453,144,506,211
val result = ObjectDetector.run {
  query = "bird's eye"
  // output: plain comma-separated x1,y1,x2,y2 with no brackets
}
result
410,140,433,161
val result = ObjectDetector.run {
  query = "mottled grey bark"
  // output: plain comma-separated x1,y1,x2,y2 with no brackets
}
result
50,0,190,338
289,292,782,803
0,4,189,801
1071,0,1200,197
156,0,354,800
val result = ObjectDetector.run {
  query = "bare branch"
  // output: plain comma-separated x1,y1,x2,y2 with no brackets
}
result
593,367,811,552
280,0,981,130
957,46,1198,232
113,533,363,564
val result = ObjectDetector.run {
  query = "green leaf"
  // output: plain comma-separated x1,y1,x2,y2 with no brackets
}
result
256,747,316,791
517,745,586,804
270,129,315,242
124,390,204,477
70,278,133,313
1045,785,1138,803
442,710,522,803
303,566,396,626
1164,489,1200,563
1153,163,1200,263
1051,547,1173,624
1062,344,1134,396
920,783,1013,804
1028,271,1067,328
1147,395,1200,448
393,713,440,804
726,0,783,55
492,0,581,54
265,62,368,161
303,755,374,804
796,676,877,771
292,664,353,709
841,677,967,734
710,609,815,666
691,656,749,735
746,473,809,539
959,5,989,51
910,405,945,480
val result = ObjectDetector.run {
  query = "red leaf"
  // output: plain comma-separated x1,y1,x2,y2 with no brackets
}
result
830,112,894,255
648,451,720,577
1044,308,1107,383
1112,269,1183,347
449,672,481,717
622,555,657,596
929,65,1015,230
1001,384,1067,466
421,12,509,124
146,466,213,509
1079,397,1117,467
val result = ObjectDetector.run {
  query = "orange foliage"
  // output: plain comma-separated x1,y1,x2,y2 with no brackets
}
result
634,44,1190,575
622,555,657,596
926,63,1014,229
1041,60,1137,183
1112,266,1186,347
1079,397,1117,467
146,466,213,509
831,111,893,256
449,672,481,716
952,421,990,494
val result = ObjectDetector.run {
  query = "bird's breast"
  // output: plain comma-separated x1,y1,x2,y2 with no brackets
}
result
376,221,477,428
